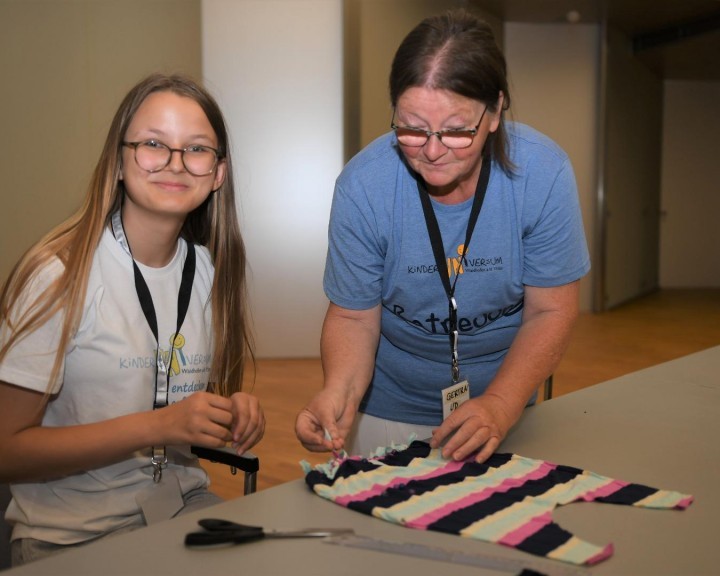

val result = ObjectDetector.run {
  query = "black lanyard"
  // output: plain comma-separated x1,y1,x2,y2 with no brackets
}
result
111,210,196,480
416,157,491,383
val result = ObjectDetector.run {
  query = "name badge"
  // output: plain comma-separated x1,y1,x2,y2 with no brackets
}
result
136,469,184,525
441,379,470,420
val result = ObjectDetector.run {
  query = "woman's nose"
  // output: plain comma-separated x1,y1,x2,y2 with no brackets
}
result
422,133,448,160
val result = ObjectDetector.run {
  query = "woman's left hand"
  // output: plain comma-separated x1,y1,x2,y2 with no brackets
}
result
228,392,265,455
429,393,514,463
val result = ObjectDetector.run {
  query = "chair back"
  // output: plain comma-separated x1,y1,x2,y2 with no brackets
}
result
0,483,12,569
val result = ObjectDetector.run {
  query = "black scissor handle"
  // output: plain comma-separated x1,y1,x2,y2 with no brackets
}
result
198,518,263,533
184,529,264,547
185,518,265,547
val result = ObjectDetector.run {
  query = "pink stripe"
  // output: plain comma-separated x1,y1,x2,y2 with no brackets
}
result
580,479,629,502
406,461,557,530
334,459,466,507
675,495,694,509
586,543,614,565
498,511,553,546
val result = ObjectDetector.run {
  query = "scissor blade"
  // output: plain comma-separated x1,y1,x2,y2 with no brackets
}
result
265,528,355,538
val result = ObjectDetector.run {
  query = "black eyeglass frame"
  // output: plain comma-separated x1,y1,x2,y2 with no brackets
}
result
122,140,221,176
390,107,488,149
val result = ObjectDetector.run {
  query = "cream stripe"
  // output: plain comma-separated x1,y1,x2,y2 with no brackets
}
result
634,490,688,509
547,536,605,564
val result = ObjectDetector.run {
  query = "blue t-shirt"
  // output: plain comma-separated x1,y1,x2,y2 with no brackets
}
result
324,122,590,425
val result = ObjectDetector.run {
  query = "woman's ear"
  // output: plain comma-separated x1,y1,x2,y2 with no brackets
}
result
489,91,504,133
212,159,227,191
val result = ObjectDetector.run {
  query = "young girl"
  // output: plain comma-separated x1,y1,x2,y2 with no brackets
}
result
0,74,265,565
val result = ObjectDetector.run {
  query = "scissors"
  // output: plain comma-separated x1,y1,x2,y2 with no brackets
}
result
185,518,354,547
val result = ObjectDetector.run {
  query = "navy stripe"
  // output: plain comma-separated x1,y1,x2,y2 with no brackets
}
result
305,458,380,489
596,483,658,505
333,459,380,480
379,441,432,466
515,522,573,557
305,469,333,488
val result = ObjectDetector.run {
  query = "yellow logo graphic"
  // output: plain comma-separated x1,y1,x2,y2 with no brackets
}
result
447,244,467,278
167,333,186,377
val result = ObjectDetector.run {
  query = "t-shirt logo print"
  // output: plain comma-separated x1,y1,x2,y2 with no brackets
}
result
165,333,187,377
447,244,466,279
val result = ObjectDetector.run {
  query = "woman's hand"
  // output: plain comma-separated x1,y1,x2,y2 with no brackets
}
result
295,387,358,453
296,303,380,454
228,391,265,454
430,282,582,463
429,393,514,463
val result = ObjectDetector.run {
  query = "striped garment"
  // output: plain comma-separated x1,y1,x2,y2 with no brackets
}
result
303,441,693,565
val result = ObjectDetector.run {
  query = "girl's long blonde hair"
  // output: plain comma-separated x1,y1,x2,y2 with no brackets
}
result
0,73,252,398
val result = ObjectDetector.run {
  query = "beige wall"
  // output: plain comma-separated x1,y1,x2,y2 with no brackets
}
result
602,25,663,308
202,0,343,358
660,80,720,288
504,22,599,313
0,0,201,283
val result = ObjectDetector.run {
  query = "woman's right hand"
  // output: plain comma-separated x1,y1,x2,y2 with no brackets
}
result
295,387,357,453
297,302,381,453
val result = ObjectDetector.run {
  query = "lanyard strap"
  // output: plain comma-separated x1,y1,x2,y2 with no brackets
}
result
131,245,196,408
111,210,196,481
416,158,492,383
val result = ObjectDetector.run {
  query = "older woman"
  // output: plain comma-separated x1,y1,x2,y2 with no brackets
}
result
296,10,589,462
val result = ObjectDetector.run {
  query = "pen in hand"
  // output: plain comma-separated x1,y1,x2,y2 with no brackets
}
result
324,428,341,459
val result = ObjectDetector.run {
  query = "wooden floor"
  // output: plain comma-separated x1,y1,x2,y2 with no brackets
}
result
204,288,720,499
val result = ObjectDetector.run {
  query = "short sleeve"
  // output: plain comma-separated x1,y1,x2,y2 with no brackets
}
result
323,181,386,310
0,259,66,393
521,157,591,287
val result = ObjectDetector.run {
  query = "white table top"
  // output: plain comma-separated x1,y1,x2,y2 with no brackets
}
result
7,346,720,576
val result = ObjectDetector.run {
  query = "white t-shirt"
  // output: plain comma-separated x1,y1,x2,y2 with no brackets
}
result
0,227,215,544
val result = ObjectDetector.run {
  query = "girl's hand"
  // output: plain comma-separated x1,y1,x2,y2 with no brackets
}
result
158,391,234,447
228,392,265,454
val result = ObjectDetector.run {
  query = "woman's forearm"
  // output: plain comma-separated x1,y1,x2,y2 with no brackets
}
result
320,302,381,407
484,281,580,422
